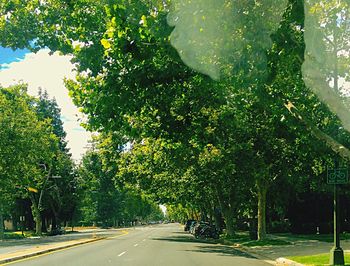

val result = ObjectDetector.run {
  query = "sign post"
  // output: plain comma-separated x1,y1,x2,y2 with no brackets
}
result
19,216,25,237
327,167,348,266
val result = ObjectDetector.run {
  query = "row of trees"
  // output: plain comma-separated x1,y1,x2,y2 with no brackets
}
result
77,145,164,227
0,85,75,236
1,0,350,240
0,85,162,237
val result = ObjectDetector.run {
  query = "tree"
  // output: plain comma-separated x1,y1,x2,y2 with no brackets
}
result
36,89,69,152
77,138,164,227
78,137,128,227
35,90,77,231
167,0,288,80
303,0,350,132
0,84,58,236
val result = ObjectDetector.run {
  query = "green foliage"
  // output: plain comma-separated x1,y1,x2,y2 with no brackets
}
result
3,0,350,242
36,89,68,152
0,85,57,205
3,232,25,240
166,204,193,222
0,84,61,235
77,140,164,226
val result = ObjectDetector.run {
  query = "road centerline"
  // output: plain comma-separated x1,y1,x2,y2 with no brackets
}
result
118,251,127,257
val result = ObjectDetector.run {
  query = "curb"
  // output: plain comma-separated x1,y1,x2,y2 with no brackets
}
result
233,245,276,265
217,239,276,265
275,257,304,266
0,237,105,265
217,239,304,266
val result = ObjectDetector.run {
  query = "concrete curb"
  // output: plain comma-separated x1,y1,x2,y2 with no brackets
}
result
217,239,304,266
235,245,276,265
217,239,276,265
275,257,304,266
0,237,105,265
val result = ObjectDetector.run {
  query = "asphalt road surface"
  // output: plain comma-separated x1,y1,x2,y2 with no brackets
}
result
5,223,270,266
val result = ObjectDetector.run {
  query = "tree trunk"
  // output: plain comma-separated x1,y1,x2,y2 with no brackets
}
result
30,197,42,235
50,201,59,231
33,211,42,235
0,209,4,240
194,212,199,221
215,184,235,236
214,207,223,233
223,207,235,237
257,180,268,241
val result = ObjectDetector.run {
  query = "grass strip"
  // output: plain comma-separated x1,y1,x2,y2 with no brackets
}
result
288,252,350,266
220,232,291,247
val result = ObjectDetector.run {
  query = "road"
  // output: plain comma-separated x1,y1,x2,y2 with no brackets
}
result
4,223,270,266
0,229,125,256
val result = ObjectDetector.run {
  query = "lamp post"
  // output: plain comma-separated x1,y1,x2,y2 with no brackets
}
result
327,166,348,266
329,183,344,266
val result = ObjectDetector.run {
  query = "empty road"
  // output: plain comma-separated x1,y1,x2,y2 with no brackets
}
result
5,223,270,266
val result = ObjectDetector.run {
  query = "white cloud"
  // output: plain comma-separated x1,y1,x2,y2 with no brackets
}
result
0,49,91,161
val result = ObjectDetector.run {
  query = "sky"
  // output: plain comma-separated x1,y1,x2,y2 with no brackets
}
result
0,47,91,161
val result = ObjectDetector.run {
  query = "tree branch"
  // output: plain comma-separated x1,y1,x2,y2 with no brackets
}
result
285,101,350,161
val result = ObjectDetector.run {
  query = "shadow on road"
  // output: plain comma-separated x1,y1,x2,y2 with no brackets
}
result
0,232,116,248
171,231,191,235
152,235,257,259
152,235,211,244
187,245,256,258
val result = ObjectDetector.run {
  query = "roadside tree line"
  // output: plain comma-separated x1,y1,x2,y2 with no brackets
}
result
0,85,162,238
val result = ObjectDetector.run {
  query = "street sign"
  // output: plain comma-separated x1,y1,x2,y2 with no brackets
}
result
27,187,38,193
327,168,348,185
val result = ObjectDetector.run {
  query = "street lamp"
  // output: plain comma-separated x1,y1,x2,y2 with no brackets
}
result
327,165,348,266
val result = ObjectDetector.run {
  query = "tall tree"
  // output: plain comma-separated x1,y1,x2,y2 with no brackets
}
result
0,84,58,236
36,89,69,152
35,89,77,231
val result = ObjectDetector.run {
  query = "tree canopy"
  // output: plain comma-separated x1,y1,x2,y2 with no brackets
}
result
1,0,350,240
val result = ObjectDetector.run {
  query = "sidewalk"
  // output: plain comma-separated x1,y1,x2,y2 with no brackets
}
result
224,234,350,266
0,237,103,265
252,234,350,259
0,228,128,265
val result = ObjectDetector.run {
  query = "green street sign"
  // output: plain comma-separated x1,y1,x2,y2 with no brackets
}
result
327,168,348,185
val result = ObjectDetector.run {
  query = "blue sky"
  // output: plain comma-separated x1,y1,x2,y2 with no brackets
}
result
0,47,30,68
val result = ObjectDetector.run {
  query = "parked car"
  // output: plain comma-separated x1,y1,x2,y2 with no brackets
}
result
189,221,198,234
184,219,196,231
192,221,208,236
48,227,65,236
194,223,219,239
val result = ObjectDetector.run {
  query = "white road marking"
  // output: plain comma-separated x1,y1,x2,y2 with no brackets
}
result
118,251,127,257
142,239,146,241
134,244,139,247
